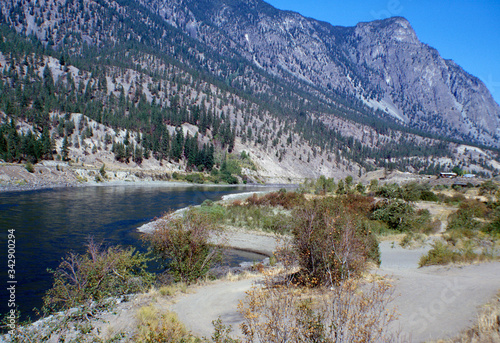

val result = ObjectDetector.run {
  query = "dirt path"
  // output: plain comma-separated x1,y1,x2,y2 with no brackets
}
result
378,241,500,342
170,237,500,342
414,201,456,232
171,277,260,338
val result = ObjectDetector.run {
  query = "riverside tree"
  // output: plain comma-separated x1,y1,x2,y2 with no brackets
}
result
144,209,224,284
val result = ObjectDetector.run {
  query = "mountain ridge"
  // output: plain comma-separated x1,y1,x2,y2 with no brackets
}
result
154,1,499,146
0,0,499,179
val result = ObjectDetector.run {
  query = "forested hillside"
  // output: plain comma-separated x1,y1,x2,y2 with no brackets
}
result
0,0,499,181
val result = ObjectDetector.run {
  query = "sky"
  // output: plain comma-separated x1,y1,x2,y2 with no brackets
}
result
266,0,500,105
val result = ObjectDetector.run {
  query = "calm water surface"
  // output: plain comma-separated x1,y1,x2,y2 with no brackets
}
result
0,183,274,320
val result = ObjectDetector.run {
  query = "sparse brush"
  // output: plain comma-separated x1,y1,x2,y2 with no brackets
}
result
239,279,401,343
419,241,462,267
136,305,196,343
158,282,188,296
143,209,224,284
43,238,153,312
419,239,498,267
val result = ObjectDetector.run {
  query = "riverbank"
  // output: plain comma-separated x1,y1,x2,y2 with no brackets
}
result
4,187,500,342
0,162,297,193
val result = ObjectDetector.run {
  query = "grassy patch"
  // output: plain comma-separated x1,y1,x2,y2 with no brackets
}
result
419,240,498,267
158,282,188,297
136,305,199,343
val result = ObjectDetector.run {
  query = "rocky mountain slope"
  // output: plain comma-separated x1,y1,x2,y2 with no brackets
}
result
147,0,500,147
0,0,499,181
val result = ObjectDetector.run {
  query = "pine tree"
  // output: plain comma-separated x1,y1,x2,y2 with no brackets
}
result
61,136,69,161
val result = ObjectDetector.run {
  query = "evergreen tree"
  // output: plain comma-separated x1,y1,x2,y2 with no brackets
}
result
169,126,184,161
61,136,69,161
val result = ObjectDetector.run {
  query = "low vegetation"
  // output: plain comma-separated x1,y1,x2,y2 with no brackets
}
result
143,209,224,284
43,239,153,312
239,278,399,343
7,178,500,341
136,305,197,343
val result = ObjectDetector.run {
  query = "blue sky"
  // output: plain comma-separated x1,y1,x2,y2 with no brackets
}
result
266,0,500,105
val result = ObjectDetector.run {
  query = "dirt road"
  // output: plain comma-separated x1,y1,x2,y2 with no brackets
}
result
378,241,500,342
170,237,500,342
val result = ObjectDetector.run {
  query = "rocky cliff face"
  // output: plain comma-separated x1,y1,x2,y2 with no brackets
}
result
1,0,499,148
143,0,500,147
346,17,500,145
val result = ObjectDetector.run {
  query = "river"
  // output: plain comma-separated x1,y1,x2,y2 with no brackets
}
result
0,183,277,321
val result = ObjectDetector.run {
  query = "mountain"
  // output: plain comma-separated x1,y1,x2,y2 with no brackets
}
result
0,0,499,180
146,0,500,147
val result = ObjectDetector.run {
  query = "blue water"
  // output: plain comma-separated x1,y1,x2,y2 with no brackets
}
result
0,183,273,321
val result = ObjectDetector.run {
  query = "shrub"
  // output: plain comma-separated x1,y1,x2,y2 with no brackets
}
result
440,193,466,205
371,199,415,232
194,204,227,222
99,163,106,178
211,318,240,343
43,239,153,312
136,305,195,343
419,241,461,267
479,180,498,196
261,214,293,234
25,162,35,173
240,279,398,343
144,210,223,284
484,217,500,235
420,190,439,202
185,173,204,184
219,171,238,184
246,190,305,209
289,197,379,286
340,194,375,217
375,183,402,199
447,200,488,235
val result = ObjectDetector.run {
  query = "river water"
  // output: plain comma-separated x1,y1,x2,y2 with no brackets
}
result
0,183,275,321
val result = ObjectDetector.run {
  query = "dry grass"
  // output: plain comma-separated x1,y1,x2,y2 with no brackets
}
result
158,282,189,297
223,270,261,282
239,278,404,342
135,304,197,342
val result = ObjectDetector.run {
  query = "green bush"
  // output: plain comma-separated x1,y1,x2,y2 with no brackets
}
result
447,200,488,235
420,190,439,202
44,239,153,312
419,241,461,267
185,173,204,184
375,183,402,199
219,171,238,184
418,239,494,267
371,200,415,232
261,214,293,234
222,159,242,176
440,193,466,205
144,210,223,284
195,204,227,222
483,217,500,235
25,162,35,173
479,180,498,196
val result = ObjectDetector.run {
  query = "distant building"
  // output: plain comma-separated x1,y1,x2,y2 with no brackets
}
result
453,181,469,188
463,174,476,178
439,172,457,178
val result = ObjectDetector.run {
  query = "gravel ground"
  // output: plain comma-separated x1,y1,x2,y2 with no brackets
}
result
170,237,500,342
